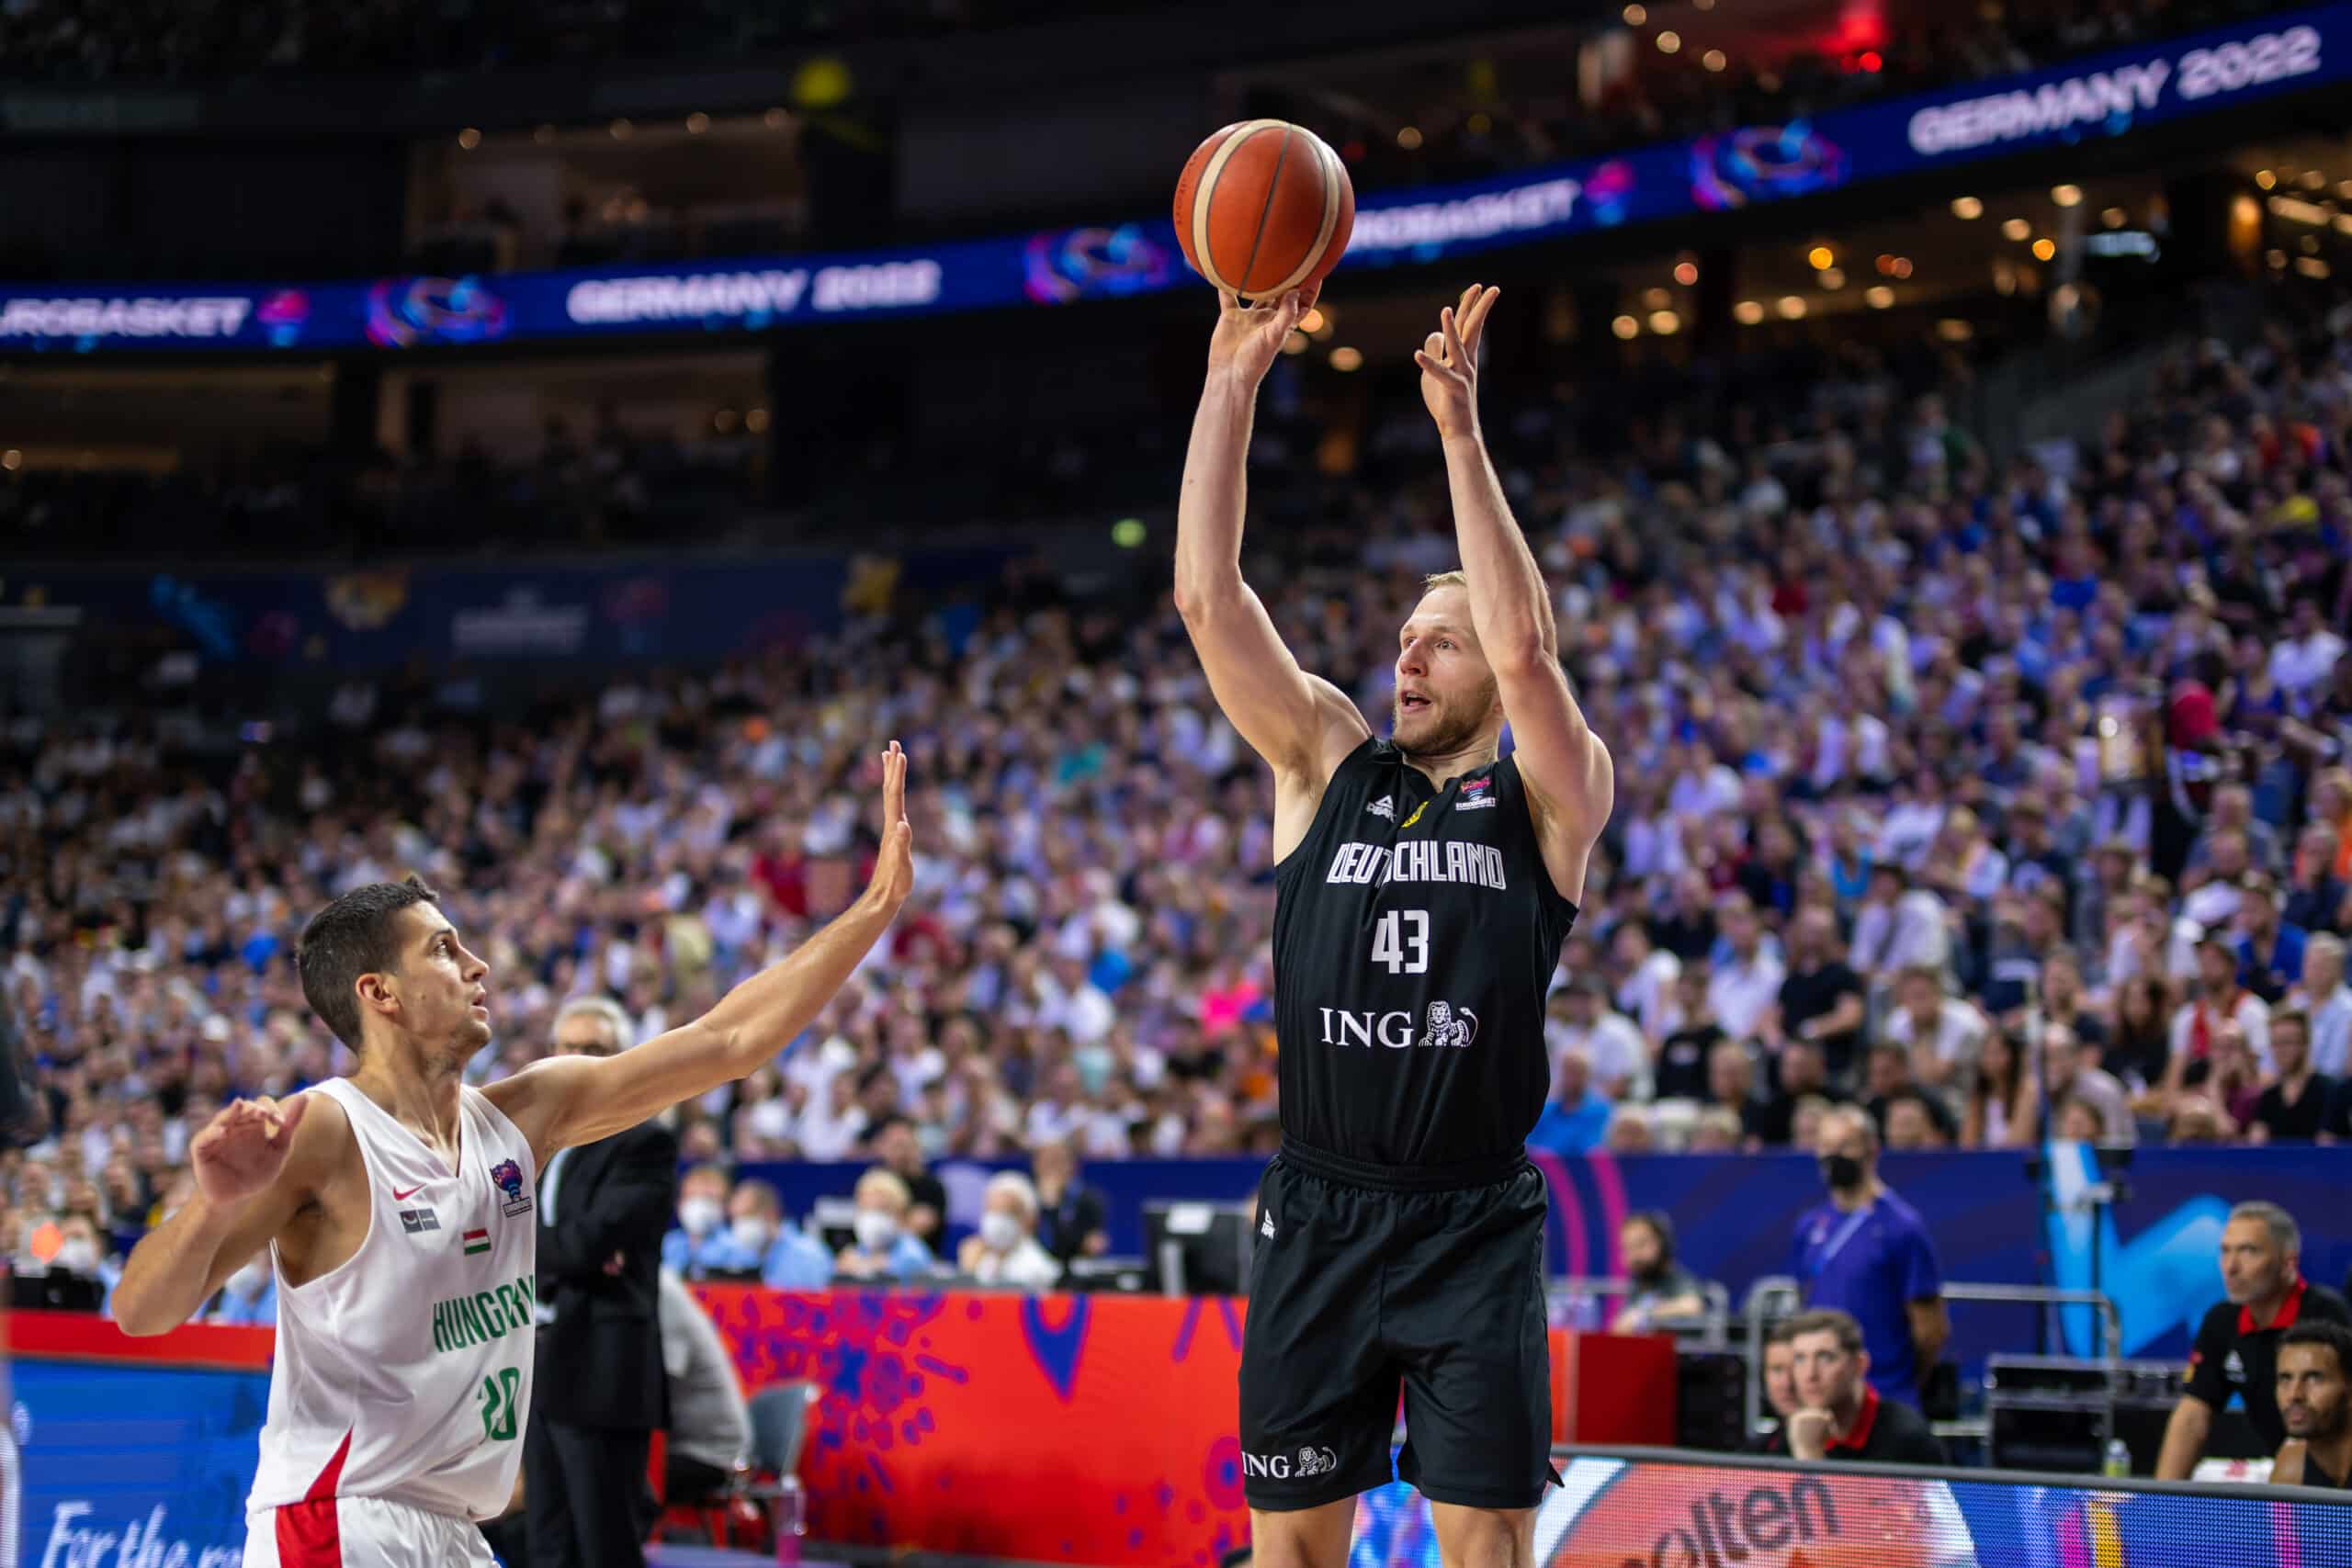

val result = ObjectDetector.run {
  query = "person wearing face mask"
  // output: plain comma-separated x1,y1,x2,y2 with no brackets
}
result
831,1168,937,1282
955,1172,1063,1292
209,1247,279,1326
661,1164,736,1277
1608,1213,1707,1334
709,1179,831,1291
51,1213,119,1315
1790,1106,1948,1411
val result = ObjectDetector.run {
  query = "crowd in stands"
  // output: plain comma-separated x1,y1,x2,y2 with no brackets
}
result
0,274,2349,1320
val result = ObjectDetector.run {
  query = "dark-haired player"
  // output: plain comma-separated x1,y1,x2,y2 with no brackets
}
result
113,745,914,1566
1176,283,1612,1567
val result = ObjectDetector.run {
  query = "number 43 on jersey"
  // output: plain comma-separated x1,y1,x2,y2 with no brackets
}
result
1372,909,1429,975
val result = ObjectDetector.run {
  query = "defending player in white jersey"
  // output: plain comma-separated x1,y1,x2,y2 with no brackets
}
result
111,744,917,1568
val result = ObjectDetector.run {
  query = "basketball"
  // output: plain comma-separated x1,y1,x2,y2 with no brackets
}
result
1172,119,1355,303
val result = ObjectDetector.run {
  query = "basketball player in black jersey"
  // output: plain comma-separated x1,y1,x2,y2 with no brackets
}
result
1174,281,1613,1568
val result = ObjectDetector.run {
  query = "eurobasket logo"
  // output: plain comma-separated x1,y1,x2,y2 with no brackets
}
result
1688,123,1849,211
366,275,511,348
1022,223,1173,304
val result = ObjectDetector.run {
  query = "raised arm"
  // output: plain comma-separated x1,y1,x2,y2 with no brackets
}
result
114,1092,341,1335
1173,288,1371,802
1415,285,1614,902
487,743,915,1162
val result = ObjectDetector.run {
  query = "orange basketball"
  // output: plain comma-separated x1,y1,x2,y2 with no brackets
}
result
1172,120,1355,303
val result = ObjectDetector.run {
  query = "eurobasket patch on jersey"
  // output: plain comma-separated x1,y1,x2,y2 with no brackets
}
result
490,1157,534,1218
1455,776,1496,810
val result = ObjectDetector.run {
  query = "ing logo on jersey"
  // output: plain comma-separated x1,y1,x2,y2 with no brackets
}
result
1366,795,1396,821
490,1157,534,1218
1421,1002,1478,1048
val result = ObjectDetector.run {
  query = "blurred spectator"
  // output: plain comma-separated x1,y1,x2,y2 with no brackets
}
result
873,1119,945,1254
2272,1321,2352,1489
2285,828,2350,938
2173,938,2274,1077
1963,1028,2040,1150
1792,1107,1948,1411
2252,1010,2333,1145
1610,921,1681,1044
1849,864,1951,982
1774,908,1867,1084
1030,1140,1108,1265
2169,1093,2241,1145
662,1165,734,1276
1705,895,1784,1044
1777,1308,1948,1465
1747,1318,1802,1455
712,1179,831,1291
2052,1096,2107,1143
209,1247,277,1326
1529,1049,1611,1156
1879,965,1987,1110
2159,1202,2352,1479
831,1168,935,1282
2238,875,2311,1006
1860,1045,1958,1147
1603,1104,1657,1155
1752,1039,1829,1146
2042,1026,2135,1146
1652,964,1725,1102
654,1269,752,1506
2109,974,2179,1092
2293,934,2352,1077
1547,979,1648,1102
1684,1108,1743,1154
1610,1211,1708,1333
1881,1090,1951,1152
955,1171,1061,1290
1700,1040,1770,1151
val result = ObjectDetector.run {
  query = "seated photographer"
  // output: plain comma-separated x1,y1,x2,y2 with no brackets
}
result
1609,1212,1708,1333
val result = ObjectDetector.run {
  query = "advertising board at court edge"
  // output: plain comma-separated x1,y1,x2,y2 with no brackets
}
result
0,1,2346,353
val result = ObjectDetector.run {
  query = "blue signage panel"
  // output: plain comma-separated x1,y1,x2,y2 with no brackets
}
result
0,2,2345,353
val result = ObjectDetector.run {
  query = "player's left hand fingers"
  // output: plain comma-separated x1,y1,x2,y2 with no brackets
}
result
1462,285,1499,355
1441,303,1469,374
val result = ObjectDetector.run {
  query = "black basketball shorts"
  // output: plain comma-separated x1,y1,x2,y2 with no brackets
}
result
1237,1152,1559,1513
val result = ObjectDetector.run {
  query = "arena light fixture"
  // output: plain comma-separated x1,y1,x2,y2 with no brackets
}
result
1298,308,1326,335
610,118,634,140
1281,333,1308,355
1937,319,1973,342
2031,237,2056,262
1657,30,1681,53
1329,345,1364,371
2256,169,2277,189
1865,286,1894,309
1951,197,1984,220
1807,244,1835,270
1776,296,1807,320
1623,3,1646,23
746,409,771,433
1733,300,1765,325
2299,257,2333,278
1643,287,1672,310
457,128,481,151
2051,184,2082,207
1397,126,1423,150
1673,260,1700,286
2102,207,2129,228
1702,50,1727,72
1819,267,1846,289
1648,310,1680,334
1611,315,1639,339
686,113,711,134
2000,218,2030,241
0,450,18,472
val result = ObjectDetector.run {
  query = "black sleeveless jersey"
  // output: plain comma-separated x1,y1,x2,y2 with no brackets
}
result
1271,736,1580,1181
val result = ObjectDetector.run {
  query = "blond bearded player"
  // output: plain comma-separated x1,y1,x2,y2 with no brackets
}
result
1175,283,1613,1568
112,743,916,1568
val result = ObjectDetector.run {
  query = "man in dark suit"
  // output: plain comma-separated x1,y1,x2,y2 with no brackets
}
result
525,997,679,1568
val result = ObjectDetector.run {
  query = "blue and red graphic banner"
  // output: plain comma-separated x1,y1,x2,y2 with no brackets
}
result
2,3,2345,354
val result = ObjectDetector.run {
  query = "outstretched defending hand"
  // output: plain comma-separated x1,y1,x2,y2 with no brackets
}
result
192,1095,309,1207
1205,286,1317,389
862,739,915,913
1416,283,1499,442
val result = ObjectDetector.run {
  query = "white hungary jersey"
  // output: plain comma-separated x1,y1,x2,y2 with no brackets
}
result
247,1077,539,1527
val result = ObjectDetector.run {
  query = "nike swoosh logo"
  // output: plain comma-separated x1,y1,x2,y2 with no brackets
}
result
391,1185,426,1201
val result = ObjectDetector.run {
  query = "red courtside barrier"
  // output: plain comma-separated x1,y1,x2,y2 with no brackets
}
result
5,1295,1678,1567
687,1286,1677,1565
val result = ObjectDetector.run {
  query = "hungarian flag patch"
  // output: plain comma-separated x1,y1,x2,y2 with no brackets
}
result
463,1228,491,1257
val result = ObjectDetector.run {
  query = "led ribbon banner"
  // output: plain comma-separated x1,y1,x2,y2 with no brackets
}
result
2,1,2346,353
